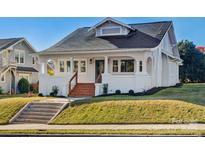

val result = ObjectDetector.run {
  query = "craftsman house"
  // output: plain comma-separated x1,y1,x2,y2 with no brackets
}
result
38,17,181,97
0,38,39,94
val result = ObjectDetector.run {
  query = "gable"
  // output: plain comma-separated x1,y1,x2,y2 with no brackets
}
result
161,25,180,58
13,40,35,53
95,21,131,37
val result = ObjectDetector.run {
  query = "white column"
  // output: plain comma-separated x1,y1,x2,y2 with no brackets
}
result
104,56,108,74
70,57,74,73
41,63,45,74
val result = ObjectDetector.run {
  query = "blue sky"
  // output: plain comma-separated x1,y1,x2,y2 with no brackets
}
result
0,17,204,51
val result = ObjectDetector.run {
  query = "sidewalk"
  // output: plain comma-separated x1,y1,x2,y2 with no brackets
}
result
0,123,205,130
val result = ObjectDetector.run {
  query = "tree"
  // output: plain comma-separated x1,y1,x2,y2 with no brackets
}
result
18,78,30,93
178,40,205,83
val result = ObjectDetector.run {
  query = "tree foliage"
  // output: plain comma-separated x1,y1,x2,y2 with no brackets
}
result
178,40,205,83
18,78,30,93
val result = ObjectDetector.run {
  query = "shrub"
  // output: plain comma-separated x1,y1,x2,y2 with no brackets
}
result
0,87,3,94
38,93,43,97
115,90,121,95
30,83,39,93
103,84,108,95
52,86,59,96
128,89,135,95
18,78,30,94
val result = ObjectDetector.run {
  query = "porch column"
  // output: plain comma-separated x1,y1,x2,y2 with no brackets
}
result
104,56,109,74
70,57,74,73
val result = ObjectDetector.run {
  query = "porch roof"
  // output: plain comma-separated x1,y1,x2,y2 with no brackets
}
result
16,66,38,72
39,21,172,54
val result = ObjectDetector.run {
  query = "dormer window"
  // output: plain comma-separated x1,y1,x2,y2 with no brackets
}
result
101,27,121,36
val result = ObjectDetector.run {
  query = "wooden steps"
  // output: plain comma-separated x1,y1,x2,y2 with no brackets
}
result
69,83,95,97
10,100,68,124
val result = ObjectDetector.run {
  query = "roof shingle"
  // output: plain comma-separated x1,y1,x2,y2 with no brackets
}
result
40,21,172,54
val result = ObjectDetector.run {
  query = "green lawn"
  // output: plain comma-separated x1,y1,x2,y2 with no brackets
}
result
0,129,205,136
0,97,45,124
52,83,205,124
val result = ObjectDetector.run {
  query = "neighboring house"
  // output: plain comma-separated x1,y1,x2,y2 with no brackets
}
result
0,38,39,94
38,17,182,97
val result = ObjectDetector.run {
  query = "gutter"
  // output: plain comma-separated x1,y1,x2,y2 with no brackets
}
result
37,48,155,55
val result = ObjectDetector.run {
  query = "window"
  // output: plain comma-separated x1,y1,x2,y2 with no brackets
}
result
66,61,71,72
73,61,78,72
59,60,71,73
1,74,5,82
80,61,86,72
14,52,19,63
147,58,152,75
112,60,118,72
101,27,121,35
139,61,143,72
14,50,25,64
120,60,134,72
59,61,65,72
32,57,35,65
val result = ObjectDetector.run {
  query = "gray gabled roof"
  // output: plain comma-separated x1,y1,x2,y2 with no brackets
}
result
0,38,24,52
40,21,172,54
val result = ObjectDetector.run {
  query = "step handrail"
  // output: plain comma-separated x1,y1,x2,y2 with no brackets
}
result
69,71,78,94
95,73,102,83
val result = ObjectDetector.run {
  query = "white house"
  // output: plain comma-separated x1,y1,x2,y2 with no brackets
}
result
38,17,182,97
0,38,39,94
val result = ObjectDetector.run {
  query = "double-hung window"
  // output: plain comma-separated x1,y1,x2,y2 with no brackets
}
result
59,60,71,73
14,50,25,64
112,60,118,72
73,60,87,73
80,61,86,73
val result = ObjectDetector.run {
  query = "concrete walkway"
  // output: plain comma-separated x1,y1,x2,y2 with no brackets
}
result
1,123,205,130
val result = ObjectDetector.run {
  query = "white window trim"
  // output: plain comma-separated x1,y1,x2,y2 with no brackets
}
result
0,74,6,83
111,58,135,74
100,26,122,36
73,59,87,74
58,59,71,73
14,50,25,64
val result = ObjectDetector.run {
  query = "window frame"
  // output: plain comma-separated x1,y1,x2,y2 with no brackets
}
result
139,61,143,72
111,58,135,74
100,26,122,36
14,50,25,64
58,59,71,73
74,59,87,74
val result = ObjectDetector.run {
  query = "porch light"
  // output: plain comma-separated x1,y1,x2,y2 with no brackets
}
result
89,58,93,64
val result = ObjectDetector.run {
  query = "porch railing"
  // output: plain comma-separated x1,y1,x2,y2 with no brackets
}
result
68,71,78,94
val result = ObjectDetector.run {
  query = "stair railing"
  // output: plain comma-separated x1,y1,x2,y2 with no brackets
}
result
69,71,78,94
95,73,102,83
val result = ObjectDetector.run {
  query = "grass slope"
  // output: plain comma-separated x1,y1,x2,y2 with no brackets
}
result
52,84,205,124
1,129,205,136
52,100,205,124
0,97,45,124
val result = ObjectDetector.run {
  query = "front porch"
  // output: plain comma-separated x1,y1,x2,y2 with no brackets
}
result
39,52,154,97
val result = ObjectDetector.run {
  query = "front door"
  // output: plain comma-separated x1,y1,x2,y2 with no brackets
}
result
95,60,104,83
